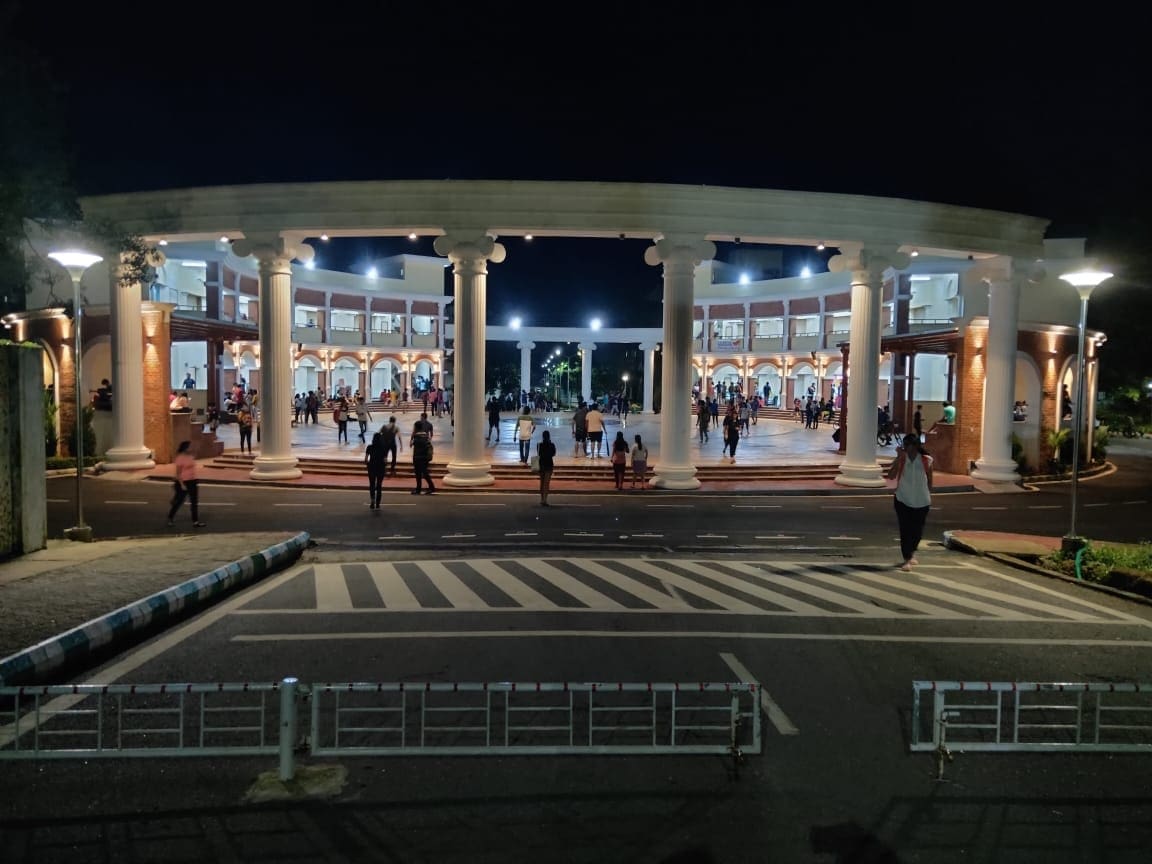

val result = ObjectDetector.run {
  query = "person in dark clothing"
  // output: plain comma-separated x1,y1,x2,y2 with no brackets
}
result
610,430,629,489
537,429,556,506
364,431,388,509
486,399,502,442
410,413,435,494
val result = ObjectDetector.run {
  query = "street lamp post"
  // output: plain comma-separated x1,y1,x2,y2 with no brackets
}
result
48,250,104,543
1058,269,1113,553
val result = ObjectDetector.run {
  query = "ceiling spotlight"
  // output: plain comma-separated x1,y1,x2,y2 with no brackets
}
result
304,260,316,270
510,316,522,329
219,236,230,243
408,232,417,240
367,267,378,279
910,248,920,257
158,239,168,246
590,317,602,331
800,266,812,278
524,234,533,241
320,234,330,241
816,242,825,251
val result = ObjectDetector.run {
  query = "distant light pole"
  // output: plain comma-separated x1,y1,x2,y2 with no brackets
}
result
622,372,630,403
48,249,104,543
1058,268,1112,552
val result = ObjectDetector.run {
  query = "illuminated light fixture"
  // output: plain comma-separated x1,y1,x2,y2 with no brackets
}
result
408,232,417,240
219,236,230,243
180,260,208,268
304,260,316,270
739,273,750,285
800,266,812,278
910,249,920,257
1057,268,1113,552
909,275,932,282
510,316,521,329
555,348,561,355
158,239,168,246
590,317,602,331
320,234,330,241
367,267,379,279
816,242,825,251
524,234,533,241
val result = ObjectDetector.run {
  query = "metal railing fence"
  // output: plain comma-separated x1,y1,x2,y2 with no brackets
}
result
2,679,761,780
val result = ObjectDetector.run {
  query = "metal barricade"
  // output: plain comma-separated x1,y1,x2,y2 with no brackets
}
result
308,682,761,758
0,682,282,760
911,681,1152,754
1,680,760,779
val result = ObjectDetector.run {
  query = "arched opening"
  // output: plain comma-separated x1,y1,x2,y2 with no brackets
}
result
371,358,401,398
294,356,320,394
1013,353,1043,471
752,363,782,406
331,358,359,398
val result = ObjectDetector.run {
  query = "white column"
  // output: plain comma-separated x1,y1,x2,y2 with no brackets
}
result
743,302,751,351
646,236,715,490
972,270,1023,482
517,341,535,399
405,299,413,347
579,342,595,404
232,235,313,480
833,245,908,487
640,341,657,414
103,254,155,470
434,233,506,486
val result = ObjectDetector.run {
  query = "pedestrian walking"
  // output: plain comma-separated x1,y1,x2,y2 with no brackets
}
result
586,402,605,457
365,430,389,509
335,398,350,444
379,415,401,475
237,403,254,455
913,404,923,440
887,433,934,572
697,401,710,443
610,430,629,489
355,397,373,442
723,404,739,462
167,440,206,528
410,413,435,494
517,407,535,464
630,433,648,489
486,398,502,443
537,429,556,506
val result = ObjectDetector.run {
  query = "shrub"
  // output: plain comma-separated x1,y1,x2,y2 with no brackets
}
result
1041,541,1152,584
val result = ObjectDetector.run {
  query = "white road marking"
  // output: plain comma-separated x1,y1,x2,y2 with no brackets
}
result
442,533,476,539
732,505,783,509
972,506,1007,511
821,506,863,511
697,533,728,539
233,631,1152,648
378,535,415,540
457,503,507,507
103,500,148,505
275,503,322,508
1084,503,1109,508
1124,500,1147,505
198,502,237,507
365,563,423,609
631,533,664,538
504,531,538,537
755,535,801,540
47,498,70,503
314,564,354,610
647,504,692,508
621,560,764,613
828,535,861,541
563,532,603,538
719,652,799,735
1028,505,1061,509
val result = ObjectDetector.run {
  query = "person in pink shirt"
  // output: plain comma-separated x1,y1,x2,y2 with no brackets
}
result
167,440,206,528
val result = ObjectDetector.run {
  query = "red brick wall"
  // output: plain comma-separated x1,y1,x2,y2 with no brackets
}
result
142,307,173,464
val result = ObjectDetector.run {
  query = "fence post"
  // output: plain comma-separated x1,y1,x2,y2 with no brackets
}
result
279,677,298,781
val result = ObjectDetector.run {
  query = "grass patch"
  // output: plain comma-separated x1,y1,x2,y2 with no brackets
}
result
1040,541,1152,597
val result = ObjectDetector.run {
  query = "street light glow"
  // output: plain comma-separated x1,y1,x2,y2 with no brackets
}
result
510,316,521,329
1059,270,1113,289
590,317,602,330
47,250,103,271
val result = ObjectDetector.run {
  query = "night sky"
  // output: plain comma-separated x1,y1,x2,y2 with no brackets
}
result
4,3,1150,345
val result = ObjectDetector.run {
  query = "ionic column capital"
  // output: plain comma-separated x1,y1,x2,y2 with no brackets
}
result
639,342,659,352
828,243,909,282
231,234,314,270
516,341,536,351
578,342,597,352
433,233,507,270
644,235,716,268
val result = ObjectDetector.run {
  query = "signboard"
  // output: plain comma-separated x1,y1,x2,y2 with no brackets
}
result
713,338,744,352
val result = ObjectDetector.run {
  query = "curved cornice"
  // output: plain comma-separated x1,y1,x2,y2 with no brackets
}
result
78,180,1051,260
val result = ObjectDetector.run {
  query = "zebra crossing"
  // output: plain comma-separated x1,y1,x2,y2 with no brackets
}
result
237,558,1145,623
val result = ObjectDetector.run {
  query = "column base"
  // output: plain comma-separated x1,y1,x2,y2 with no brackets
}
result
102,446,156,471
249,455,302,481
64,525,94,543
970,459,1020,483
650,464,701,490
443,460,495,487
834,461,886,488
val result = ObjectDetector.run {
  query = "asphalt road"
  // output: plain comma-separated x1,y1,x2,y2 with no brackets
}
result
5,546,1152,861
11,445,1150,862
47,447,1152,552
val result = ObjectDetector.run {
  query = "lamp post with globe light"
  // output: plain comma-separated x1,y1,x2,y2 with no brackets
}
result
48,249,104,542
1058,268,1112,552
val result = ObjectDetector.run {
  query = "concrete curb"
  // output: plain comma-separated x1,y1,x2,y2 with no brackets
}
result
0,531,311,688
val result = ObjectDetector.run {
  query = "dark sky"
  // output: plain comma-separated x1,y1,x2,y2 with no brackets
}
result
6,2,1150,334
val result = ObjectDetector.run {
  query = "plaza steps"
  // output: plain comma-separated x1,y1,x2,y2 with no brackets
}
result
209,452,879,482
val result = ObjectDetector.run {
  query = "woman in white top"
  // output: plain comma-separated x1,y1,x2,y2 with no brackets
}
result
887,433,934,572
